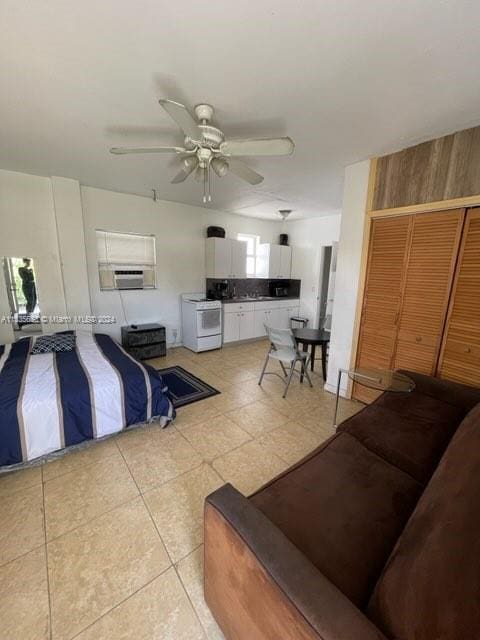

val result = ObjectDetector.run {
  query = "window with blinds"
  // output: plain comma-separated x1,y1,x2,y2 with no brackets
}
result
96,230,156,290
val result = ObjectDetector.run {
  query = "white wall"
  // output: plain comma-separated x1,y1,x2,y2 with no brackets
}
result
283,215,341,326
326,160,371,395
206,209,281,245
51,177,92,331
81,186,282,344
0,169,67,341
0,169,283,346
2,166,371,363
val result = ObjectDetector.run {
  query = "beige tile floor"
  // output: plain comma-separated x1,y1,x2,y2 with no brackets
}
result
0,338,362,640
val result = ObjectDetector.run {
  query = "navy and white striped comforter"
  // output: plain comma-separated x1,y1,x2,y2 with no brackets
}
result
0,332,175,468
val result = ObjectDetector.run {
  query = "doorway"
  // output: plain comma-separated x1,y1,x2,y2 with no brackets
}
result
2,257,42,338
316,242,337,330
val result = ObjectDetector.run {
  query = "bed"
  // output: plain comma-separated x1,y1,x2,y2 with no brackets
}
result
0,332,175,469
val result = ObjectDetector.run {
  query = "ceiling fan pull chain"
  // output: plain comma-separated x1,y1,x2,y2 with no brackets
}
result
208,162,212,202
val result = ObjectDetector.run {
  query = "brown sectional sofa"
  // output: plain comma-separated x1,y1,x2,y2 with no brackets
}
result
204,371,480,640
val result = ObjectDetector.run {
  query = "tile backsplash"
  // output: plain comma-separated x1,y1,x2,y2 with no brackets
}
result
206,278,301,299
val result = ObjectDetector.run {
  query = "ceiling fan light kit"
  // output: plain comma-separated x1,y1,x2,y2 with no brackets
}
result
110,99,295,204
211,157,229,178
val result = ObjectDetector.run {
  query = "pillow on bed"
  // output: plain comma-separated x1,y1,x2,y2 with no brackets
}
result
30,333,76,354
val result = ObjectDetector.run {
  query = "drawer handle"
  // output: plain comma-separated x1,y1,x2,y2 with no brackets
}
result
464,347,471,353
415,336,422,343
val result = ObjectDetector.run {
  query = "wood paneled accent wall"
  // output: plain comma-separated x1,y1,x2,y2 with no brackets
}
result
372,126,480,211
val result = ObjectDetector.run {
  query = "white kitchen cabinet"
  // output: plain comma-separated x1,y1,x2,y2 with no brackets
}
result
223,311,239,343
205,238,247,279
279,245,292,279
268,307,284,329
223,303,255,343
253,302,298,336
231,240,248,278
205,237,230,278
227,299,300,342
254,309,270,337
256,244,292,279
239,311,255,340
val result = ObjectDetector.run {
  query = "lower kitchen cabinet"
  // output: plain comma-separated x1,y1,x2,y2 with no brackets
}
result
224,299,300,343
223,303,256,343
254,308,284,337
251,300,302,339
223,311,240,343
239,311,255,340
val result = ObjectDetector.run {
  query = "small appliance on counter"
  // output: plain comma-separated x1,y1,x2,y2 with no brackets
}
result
211,280,229,300
279,233,289,246
181,293,222,352
269,281,290,297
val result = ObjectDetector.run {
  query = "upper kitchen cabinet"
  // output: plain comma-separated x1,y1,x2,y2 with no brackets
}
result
231,239,248,278
256,244,292,279
206,237,247,278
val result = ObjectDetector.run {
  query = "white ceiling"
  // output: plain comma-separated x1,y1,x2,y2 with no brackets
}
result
1,1,480,220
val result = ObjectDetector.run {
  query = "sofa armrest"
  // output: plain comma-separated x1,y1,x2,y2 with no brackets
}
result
398,369,480,412
204,484,386,640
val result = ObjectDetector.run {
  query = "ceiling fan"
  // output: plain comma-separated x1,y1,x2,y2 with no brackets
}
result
110,100,295,203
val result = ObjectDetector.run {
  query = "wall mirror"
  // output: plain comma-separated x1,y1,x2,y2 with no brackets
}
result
2,257,42,337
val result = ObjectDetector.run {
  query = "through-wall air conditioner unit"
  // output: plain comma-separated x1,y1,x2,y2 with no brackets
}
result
113,269,144,290
96,230,157,291
98,264,156,290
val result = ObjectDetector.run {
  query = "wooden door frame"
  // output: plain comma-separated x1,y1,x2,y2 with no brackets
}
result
347,158,480,396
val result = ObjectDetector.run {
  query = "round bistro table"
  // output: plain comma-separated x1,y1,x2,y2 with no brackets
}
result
292,328,330,381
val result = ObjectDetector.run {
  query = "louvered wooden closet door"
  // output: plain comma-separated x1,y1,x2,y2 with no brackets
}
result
393,209,465,375
438,208,480,386
353,216,411,402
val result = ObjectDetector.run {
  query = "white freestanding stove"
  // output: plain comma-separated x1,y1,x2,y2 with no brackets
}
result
181,293,222,352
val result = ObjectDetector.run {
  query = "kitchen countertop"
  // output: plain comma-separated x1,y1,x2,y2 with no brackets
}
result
221,296,300,304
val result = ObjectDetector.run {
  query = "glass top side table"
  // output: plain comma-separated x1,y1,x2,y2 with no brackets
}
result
333,367,415,427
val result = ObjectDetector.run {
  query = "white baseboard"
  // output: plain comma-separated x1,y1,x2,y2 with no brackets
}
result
323,381,350,398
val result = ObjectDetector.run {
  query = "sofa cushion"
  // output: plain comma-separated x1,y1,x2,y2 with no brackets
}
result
367,403,480,640
337,400,461,484
373,387,465,426
398,369,480,413
249,432,422,608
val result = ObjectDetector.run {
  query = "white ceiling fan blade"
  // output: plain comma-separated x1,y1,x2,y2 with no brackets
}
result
171,169,192,184
220,137,294,157
110,146,184,155
159,99,203,142
227,159,264,185
171,157,199,183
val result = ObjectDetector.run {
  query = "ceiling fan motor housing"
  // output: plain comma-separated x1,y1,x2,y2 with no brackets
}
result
197,125,225,147
194,103,214,123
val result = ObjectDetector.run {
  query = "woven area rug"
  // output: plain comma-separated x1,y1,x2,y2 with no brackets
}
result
157,365,220,408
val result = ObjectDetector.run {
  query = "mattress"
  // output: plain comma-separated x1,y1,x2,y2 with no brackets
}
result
0,332,175,468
